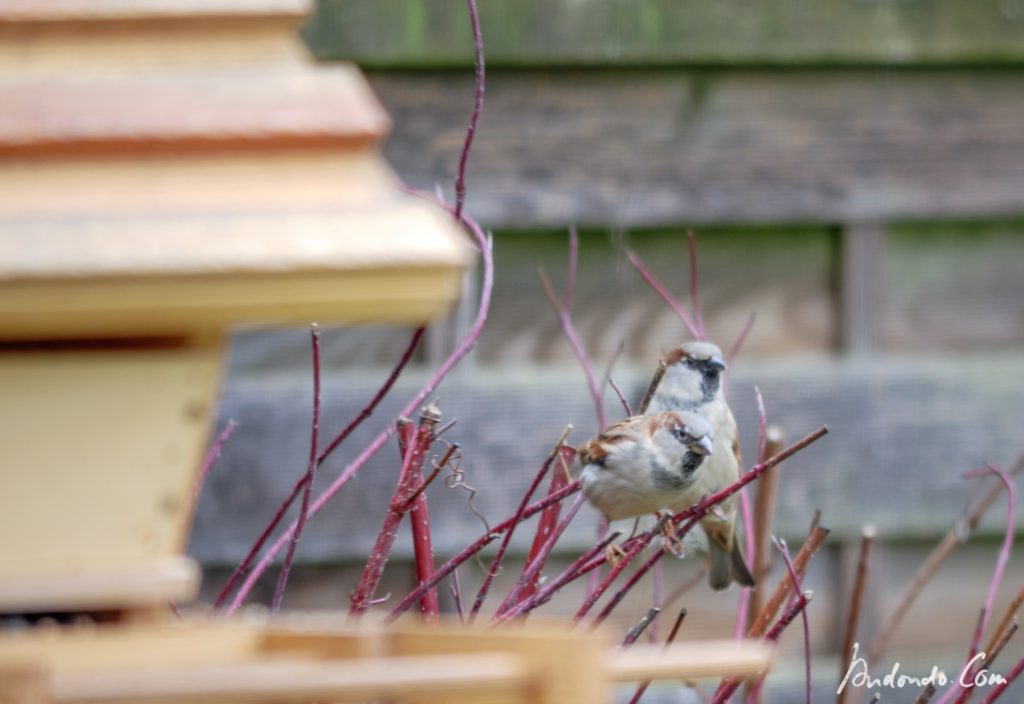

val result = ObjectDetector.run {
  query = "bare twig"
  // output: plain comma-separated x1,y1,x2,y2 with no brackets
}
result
937,463,1018,704
193,419,238,501
838,525,876,704
453,0,484,221
687,232,706,338
977,655,1024,704
915,683,937,704
735,389,768,639
270,324,321,612
621,608,661,648
608,377,633,416
727,312,757,368
627,250,701,339
984,584,1024,657
714,592,814,704
868,453,1024,662
775,538,812,704
628,608,688,704
749,425,784,633
213,326,425,610
748,525,830,638
469,427,572,620
637,360,667,416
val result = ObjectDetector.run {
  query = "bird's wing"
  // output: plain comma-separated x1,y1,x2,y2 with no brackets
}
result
579,417,642,467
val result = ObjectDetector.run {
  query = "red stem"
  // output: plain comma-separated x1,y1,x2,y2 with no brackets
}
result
775,538,812,704
977,655,1024,704
727,311,757,368
468,432,568,620
454,0,484,221
400,422,440,623
714,592,813,704
213,326,424,610
349,409,438,618
192,419,238,501
515,446,576,604
626,249,701,339
270,324,321,612
386,480,581,622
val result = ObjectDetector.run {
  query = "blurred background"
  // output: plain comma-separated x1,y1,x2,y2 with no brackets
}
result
6,1,1024,701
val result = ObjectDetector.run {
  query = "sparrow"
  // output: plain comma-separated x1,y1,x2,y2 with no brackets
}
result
578,411,715,523
645,340,756,591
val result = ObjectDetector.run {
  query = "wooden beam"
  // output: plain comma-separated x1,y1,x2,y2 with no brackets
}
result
841,224,885,356
303,0,1024,68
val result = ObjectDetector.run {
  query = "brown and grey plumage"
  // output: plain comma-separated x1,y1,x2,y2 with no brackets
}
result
579,411,714,522
646,340,756,591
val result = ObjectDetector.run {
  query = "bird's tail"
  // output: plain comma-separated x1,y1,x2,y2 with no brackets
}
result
708,534,756,592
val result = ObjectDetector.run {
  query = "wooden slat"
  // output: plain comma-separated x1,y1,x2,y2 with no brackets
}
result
190,356,1024,568
367,70,1024,226
49,655,526,703
0,63,389,155
608,641,772,681
303,0,1024,67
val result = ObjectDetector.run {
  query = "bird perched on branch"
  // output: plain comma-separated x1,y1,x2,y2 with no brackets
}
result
645,340,755,591
578,411,714,525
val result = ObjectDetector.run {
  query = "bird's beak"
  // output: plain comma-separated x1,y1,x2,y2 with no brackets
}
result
693,436,714,456
707,355,727,373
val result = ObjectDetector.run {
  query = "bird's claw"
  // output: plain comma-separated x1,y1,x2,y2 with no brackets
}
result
606,543,628,567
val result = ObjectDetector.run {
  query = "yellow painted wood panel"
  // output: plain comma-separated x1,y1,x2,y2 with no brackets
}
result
0,345,219,578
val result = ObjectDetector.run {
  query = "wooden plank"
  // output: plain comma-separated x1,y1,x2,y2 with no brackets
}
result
49,655,527,703
190,356,1024,569
366,70,1024,226
0,63,389,155
841,224,885,355
303,0,1024,67
608,641,772,681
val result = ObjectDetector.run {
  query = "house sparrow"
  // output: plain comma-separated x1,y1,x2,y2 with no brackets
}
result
646,340,756,591
578,411,714,523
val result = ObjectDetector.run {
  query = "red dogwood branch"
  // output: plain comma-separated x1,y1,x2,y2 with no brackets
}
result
270,324,321,612
398,421,440,623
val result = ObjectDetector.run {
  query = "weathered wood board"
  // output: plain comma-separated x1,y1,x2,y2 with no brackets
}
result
189,357,1024,569
303,0,1024,68
360,70,1024,227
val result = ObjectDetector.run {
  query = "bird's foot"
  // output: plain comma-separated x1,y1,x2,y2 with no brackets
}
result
655,510,686,558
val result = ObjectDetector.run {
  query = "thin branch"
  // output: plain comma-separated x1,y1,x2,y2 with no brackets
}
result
915,683,937,704
868,452,1024,662
984,584,1024,656
977,655,1024,704
775,538,812,704
938,463,1018,704
714,592,814,704
193,419,238,502
735,389,768,639
628,608,688,704
727,311,757,368
627,250,701,338
747,525,831,638
270,324,321,612
213,326,424,610
450,569,465,623
469,427,572,620
749,425,784,633
453,0,484,221
637,360,667,416
608,377,633,416
838,525,876,704
226,211,494,615
621,608,660,648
